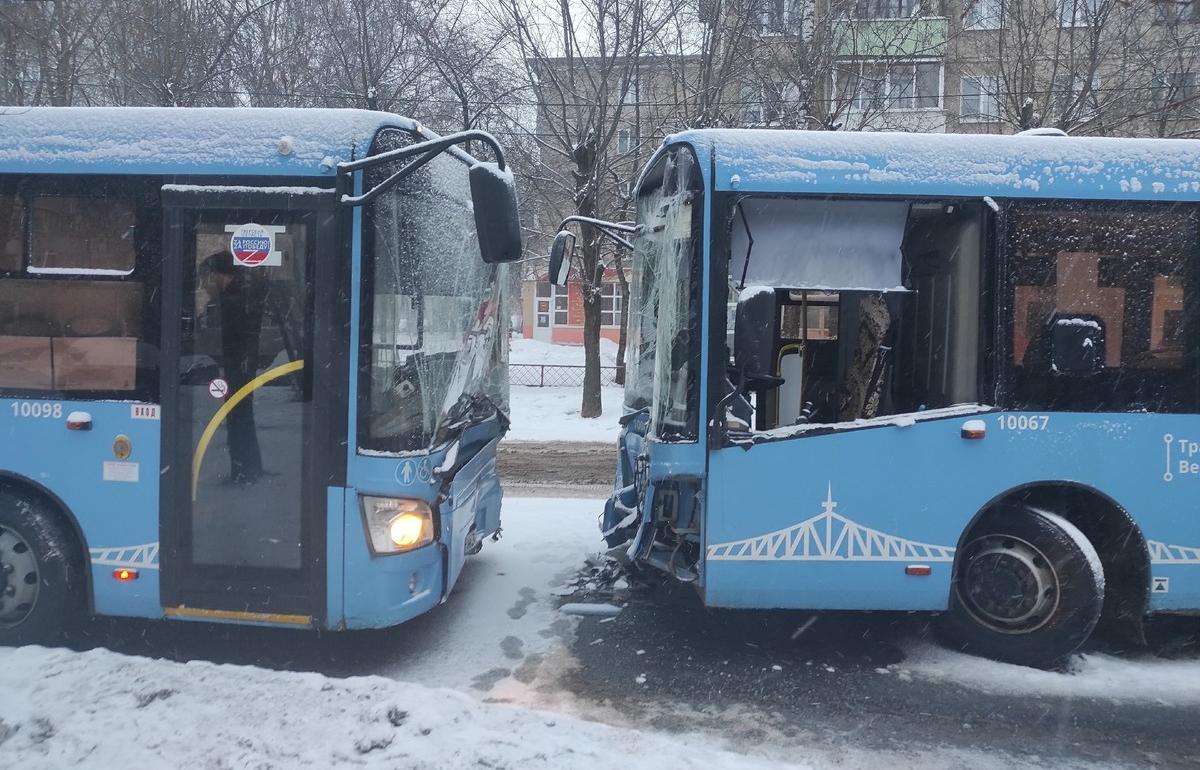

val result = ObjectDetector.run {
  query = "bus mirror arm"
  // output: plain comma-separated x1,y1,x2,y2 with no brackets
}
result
337,130,507,205
555,216,638,250
338,130,523,264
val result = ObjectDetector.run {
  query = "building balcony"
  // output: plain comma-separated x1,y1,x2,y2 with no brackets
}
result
833,16,948,58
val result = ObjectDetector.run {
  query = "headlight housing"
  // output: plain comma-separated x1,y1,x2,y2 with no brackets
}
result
361,496,435,555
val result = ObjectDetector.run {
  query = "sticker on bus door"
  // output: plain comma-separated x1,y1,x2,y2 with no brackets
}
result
227,223,284,267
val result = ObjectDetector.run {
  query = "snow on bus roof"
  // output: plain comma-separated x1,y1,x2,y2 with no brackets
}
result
0,106,420,176
668,128,1200,201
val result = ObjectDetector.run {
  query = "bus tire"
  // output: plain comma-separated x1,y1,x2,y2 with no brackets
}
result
940,507,1104,668
0,490,83,646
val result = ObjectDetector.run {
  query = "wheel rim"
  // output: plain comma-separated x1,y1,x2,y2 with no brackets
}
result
0,526,39,629
956,533,1059,634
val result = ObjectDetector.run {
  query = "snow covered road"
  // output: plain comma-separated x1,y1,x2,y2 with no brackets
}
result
5,494,1200,768
0,645,795,770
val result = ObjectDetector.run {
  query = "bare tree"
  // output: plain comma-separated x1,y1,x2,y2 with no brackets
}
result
498,0,676,417
0,0,109,105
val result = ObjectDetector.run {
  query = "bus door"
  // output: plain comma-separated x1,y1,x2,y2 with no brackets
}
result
159,186,341,624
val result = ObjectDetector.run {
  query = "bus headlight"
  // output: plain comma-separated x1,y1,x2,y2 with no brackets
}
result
361,496,435,554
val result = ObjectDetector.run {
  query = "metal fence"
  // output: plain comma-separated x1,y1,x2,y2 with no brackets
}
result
510,363,620,387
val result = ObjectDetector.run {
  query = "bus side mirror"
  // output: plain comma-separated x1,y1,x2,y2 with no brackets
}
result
469,162,523,264
1050,314,1105,375
548,231,574,287
734,287,776,378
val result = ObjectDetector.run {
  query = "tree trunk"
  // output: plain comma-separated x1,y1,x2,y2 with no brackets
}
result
572,138,603,418
581,264,603,418
614,252,629,385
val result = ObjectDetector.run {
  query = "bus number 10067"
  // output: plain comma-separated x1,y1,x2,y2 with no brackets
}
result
997,414,1049,431
9,401,63,419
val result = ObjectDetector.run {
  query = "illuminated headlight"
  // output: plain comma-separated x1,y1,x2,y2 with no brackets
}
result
361,496,435,554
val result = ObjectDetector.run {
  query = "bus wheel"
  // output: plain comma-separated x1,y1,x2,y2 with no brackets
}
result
0,491,83,646
940,508,1104,668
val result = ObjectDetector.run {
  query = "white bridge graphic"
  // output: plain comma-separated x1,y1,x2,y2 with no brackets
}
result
707,487,955,563
1148,540,1200,565
90,542,160,571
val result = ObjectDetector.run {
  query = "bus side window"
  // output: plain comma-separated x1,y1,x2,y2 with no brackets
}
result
1007,202,1197,413
0,190,146,395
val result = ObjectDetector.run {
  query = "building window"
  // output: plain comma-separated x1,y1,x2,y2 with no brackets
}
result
742,85,763,124
554,284,568,325
1051,73,1100,119
760,0,802,33
1057,0,1100,26
622,80,639,105
1153,71,1197,109
965,0,1002,28
600,283,623,327
617,127,638,154
1155,0,1195,22
960,74,1000,121
853,0,920,19
536,281,551,328
762,80,801,123
836,60,942,111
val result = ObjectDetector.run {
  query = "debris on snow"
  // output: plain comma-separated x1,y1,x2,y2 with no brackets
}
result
560,603,623,617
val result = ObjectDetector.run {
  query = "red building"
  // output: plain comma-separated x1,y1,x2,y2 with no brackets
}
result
520,268,626,344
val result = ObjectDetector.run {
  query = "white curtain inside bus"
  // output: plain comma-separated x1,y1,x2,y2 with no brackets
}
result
730,198,908,291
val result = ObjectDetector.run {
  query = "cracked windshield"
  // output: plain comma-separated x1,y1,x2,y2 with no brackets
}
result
4,0,1200,768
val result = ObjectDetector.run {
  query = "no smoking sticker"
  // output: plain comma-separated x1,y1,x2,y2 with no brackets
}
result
208,378,229,400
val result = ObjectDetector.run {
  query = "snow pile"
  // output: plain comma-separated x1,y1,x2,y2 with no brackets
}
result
899,640,1200,706
510,336,619,367
0,645,797,770
506,386,623,442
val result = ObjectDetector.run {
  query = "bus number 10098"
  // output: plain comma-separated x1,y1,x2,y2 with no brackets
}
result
9,401,63,419
997,414,1049,431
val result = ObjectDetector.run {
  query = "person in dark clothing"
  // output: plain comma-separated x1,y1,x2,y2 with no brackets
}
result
199,250,267,483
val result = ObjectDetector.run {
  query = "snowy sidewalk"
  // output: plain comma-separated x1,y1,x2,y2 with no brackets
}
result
0,645,796,770
507,337,624,443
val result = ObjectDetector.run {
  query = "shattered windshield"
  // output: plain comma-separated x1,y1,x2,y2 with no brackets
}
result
626,148,700,440
360,131,508,453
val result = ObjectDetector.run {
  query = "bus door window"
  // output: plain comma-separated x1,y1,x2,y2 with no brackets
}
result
183,215,311,570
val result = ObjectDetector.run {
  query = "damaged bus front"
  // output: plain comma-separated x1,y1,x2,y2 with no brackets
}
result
554,129,1200,667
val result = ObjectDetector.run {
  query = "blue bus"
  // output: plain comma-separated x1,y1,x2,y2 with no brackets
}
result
0,107,521,643
551,128,1200,666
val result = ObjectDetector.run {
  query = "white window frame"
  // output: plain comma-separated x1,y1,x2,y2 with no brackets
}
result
851,0,922,20
760,0,802,34
553,284,569,326
960,74,1000,122
1155,0,1197,23
964,0,1002,28
835,59,943,112
1051,72,1101,119
1152,71,1197,109
617,127,637,154
600,283,623,327
742,85,764,124
622,80,639,105
762,80,801,123
1057,0,1100,26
